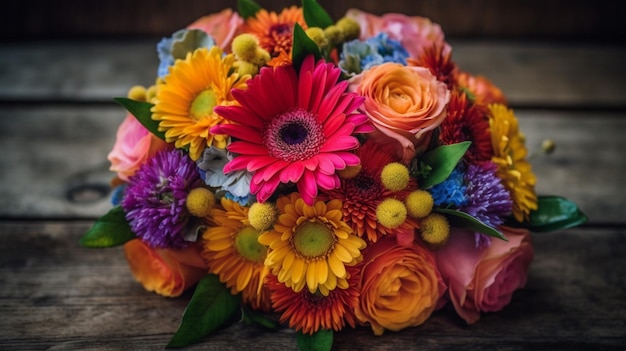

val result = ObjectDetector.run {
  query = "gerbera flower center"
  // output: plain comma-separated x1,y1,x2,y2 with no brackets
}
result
292,221,336,259
345,173,383,201
235,226,267,262
190,89,218,120
264,108,325,161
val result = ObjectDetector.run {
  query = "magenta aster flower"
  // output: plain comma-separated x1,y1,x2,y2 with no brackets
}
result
121,148,203,249
212,55,373,204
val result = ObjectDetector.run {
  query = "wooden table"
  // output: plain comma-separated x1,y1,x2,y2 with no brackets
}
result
1,40,625,350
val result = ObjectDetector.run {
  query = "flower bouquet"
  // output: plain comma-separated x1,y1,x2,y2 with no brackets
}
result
80,0,588,349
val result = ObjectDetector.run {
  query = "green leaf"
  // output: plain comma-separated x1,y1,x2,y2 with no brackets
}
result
167,275,241,348
79,206,136,247
113,97,165,140
302,0,334,28
237,0,262,19
241,306,279,330
296,329,334,351
419,141,471,188
435,208,508,241
510,195,588,232
291,23,322,72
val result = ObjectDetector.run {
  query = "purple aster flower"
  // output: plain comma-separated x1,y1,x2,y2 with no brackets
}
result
462,162,513,248
121,148,202,248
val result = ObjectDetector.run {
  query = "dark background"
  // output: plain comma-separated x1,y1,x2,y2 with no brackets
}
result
3,0,625,42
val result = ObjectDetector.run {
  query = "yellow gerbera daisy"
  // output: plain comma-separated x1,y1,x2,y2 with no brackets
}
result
202,197,271,311
488,104,538,222
151,46,248,160
259,193,366,296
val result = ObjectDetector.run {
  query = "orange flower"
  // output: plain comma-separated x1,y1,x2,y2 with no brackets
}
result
351,62,450,162
456,70,507,106
123,239,207,297
241,6,307,66
355,237,445,335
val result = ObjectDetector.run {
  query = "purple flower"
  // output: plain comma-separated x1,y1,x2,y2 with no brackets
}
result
121,149,202,248
462,162,513,248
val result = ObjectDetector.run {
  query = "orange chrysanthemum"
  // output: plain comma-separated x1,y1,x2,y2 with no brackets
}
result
267,265,361,334
202,197,272,310
242,6,307,66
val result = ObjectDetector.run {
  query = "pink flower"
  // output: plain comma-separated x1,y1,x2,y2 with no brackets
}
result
345,9,447,59
212,55,373,205
350,62,450,162
123,239,207,297
107,115,168,182
187,8,243,52
436,226,534,324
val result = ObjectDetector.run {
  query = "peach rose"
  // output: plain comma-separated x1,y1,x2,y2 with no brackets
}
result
456,71,507,106
187,8,243,52
436,226,534,324
345,9,446,59
107,114,168,182
355,237,446,335
123,239,208,297
350,63,450,162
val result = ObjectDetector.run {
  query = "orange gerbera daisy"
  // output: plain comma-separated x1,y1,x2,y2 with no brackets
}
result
242,6,307,66
267,265,361,334
202,197,271,310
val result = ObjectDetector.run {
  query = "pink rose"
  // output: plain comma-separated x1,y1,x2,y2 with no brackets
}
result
350,62,450,162
436,226,534,324
187,8,243,52
107,114,168,182
355,237,446,335
124,239,207,297
345,9,447,59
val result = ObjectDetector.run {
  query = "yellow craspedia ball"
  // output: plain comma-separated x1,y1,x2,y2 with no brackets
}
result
420,213,450,246
237,60,259,76
380,162,410,191
376,198,407,229
338,164,362,179
405,190,434,218
249,47,271,66
323,25,344,46
127,85,147,101
305,27,328,48
232,33,259,61
336,17,360,41
248,202,278,231
185,188,216,218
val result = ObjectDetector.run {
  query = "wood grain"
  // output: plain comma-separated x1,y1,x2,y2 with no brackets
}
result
1,41,624,107
1,221,624,350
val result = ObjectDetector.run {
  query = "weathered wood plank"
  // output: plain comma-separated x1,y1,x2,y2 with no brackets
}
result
0,106,622,223
1,41,625,107
1,222,624,350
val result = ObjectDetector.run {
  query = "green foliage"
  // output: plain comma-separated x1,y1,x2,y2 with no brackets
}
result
296,329,334,351
510,196,588,232
167,275,241,348
113,97,165,140
237,0,262,19
241,306,279,330
291,23,323,72
418,141,471,188
302,0,334,28
79,206,136,247
435,208,508,241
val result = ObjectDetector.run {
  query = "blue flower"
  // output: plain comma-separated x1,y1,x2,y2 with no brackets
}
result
196,146,253,201
157,29,216,78
339,33,409,76
429,167,468,208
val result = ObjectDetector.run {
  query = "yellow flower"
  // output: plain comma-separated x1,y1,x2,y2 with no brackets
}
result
489,104,538,222
259,193,366,296
202,198,271,310
151,46,248,160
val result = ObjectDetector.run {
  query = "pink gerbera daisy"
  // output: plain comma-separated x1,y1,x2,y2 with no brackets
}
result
212,55,373,205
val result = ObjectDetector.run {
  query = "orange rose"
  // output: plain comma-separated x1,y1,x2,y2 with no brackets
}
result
351,63,450,162
356,237,446,335
123,239,207,297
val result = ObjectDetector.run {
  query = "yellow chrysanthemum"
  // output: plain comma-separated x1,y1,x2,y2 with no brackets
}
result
259,193,366,296
202,198,271,310
488,104,538,222
151,46,249,160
